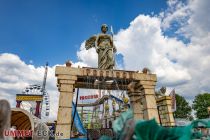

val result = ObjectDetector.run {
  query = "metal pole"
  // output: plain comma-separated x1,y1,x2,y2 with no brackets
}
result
71,88,80,130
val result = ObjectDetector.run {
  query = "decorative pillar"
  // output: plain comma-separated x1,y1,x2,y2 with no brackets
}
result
207,107,210,118
16,101,22,108
54,65,161,139
81,107,84,123
55,76,76,139
35,101,41,118
156,96,175,126
140,81,159,123
127,82,143,120
112,99,116,120
105,102,109,128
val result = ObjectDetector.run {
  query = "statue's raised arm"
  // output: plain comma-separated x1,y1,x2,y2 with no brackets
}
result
85,24,116,69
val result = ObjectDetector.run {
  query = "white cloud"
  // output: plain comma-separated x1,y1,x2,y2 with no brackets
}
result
1,0,210,121
0,53,97,121
77,0,210,100
77,42,98,68
0,53,59,121
114,15,193,91
160,0,210,99
29,60,33,64
161,0,210,40
160,0,191,31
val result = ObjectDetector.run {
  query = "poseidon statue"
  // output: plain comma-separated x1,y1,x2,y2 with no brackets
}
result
85,24,117,69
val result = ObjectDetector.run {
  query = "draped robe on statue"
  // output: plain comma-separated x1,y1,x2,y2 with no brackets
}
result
85,33,116,69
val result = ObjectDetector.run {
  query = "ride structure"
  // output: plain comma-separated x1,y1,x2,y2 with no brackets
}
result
16,63,50,120
55,64,171,139
76,93,129,130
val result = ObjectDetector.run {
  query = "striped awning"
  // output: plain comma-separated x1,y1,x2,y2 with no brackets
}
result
11,108,34,131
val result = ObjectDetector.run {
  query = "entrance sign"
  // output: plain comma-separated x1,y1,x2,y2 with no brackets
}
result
80,95,98,100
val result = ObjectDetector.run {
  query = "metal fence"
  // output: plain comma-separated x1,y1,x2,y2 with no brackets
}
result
87,128,114,140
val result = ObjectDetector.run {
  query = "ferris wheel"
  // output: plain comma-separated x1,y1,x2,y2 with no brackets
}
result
20,84,50,121
18,63,50,122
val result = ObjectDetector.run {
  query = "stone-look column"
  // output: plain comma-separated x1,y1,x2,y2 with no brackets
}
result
140,81,160,123
207,107,210,118
127,82,143,120
156,96,175,126
55,76,76,140
81,107,84,123
164,97,175,126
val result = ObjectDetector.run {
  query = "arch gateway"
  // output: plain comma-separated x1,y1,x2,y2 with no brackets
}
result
54,65,175,139
54,24,175,139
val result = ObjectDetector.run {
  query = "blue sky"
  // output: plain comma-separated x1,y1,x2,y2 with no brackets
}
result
0,0,168,66
0,0,210,119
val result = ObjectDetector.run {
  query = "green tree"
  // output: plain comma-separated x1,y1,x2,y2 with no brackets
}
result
193,93,210,119
174,94,192,120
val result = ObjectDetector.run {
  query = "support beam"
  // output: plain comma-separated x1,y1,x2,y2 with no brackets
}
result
156,96,175,126
141,85,160,123
55,66,166,139
127,82,143,120
55,77,76,140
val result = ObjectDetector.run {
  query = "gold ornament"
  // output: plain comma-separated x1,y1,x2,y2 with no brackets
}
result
105,103,109,110
123,97,129,104
112,99,116,106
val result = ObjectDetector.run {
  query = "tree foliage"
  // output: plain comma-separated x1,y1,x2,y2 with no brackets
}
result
174,94,192,120
193,93,210,119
